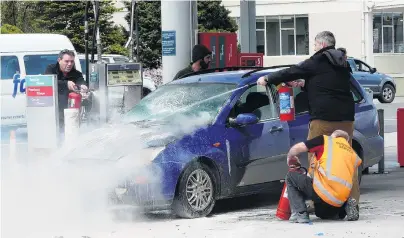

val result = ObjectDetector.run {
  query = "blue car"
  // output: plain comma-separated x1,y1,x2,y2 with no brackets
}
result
347,57,397,103
72,66,383,219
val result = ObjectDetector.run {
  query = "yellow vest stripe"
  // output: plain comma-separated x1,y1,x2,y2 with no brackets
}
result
324,136,353,189
313,136,357,206
313,177,345,206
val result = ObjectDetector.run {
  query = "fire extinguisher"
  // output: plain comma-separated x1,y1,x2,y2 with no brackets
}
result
68,88,82,109
278,83,295,121
276,161,307,220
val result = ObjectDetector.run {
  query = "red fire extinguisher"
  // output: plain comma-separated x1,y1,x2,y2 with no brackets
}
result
276,161,307,220
278,83,295,121
68,91,82,109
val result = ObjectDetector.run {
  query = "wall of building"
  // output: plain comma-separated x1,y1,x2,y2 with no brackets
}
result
224,0,365,64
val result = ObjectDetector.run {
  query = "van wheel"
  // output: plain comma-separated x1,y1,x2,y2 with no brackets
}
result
172,162,216,219
142,88,151,97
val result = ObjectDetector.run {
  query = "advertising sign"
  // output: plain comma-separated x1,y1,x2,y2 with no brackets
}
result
162,31,176,56
25,74,59,151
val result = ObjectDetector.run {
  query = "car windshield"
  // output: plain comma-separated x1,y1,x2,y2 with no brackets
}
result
23,54,58,75
122,82,237,124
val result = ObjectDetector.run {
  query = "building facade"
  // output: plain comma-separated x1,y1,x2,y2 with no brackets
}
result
223,0,404,94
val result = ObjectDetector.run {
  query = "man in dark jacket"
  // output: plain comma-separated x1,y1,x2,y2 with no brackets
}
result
44,49,87,132
256,31,359,219
173,44,212,80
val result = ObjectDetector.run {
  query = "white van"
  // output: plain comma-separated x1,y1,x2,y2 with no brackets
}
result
0,33,81,127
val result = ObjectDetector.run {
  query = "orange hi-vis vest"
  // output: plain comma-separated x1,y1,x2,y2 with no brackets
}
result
312,135,362,207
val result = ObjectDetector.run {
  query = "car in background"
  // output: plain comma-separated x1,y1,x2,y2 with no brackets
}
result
78,54,156,96
347,57,396,103
63,65,384,219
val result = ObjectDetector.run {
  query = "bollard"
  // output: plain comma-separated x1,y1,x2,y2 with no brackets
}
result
9,129,17,160
64,108,80,146
398,108,404,167
377,109,385,173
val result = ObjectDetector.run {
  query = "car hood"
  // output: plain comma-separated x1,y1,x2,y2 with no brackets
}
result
59,117,210,162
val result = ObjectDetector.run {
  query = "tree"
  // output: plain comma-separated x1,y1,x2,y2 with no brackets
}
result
0,1,41,33
197,1,238,33
0,24,24,34
34,1,127,55
124,0,237,69
124,1,161,69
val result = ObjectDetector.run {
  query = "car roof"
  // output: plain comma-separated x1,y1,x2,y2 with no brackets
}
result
169,67,291,86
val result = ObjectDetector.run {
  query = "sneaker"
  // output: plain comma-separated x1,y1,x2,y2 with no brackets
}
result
290,212,310,223
345,197,359,221
289,212,298,222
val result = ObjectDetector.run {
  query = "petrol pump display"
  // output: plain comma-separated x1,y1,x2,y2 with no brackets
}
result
107,63,142,87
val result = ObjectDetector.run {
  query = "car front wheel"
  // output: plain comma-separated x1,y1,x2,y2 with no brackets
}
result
172,162,216,219
378,84,395,103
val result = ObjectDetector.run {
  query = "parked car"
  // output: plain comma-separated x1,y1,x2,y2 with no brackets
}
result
62,66,384,219
347,57,396,103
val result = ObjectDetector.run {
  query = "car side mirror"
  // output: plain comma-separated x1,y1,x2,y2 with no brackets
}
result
371,67,377,74
229,113,259,127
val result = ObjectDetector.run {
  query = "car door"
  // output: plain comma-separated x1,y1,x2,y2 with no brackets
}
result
225,84,290,187
350,59,382,94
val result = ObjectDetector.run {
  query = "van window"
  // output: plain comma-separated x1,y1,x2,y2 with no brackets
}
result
1,56,20,80
23,54,58,75
80,59,87,74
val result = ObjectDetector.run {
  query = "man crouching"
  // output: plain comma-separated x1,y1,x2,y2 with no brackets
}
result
285,130,361,223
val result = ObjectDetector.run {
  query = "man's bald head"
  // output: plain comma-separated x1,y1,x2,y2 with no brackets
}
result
331,130,350,141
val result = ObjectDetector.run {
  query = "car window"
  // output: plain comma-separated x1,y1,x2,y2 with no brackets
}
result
291,87,309,114
231,84,278,121
24,54,58,75
80,59,87,74
350,81,364,104
113,57,129,63
348,60,357,72
1,55,20,79
354,60,371,73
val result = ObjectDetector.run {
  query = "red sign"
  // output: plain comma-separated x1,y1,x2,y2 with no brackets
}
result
26,86,54,97
239,53,264,67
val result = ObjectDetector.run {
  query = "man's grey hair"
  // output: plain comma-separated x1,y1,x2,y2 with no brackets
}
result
58,49,75,60
331,129,350,141
315,31,336,47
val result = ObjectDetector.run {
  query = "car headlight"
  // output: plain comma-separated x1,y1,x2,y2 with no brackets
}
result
143,146,165,161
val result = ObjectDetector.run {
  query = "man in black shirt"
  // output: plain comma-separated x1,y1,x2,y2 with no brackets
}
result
45,49,87,133
256,31,359,206
173,44,212,80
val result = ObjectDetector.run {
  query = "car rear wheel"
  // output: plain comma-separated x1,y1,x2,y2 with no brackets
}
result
378,84,395,103
172,162,216,219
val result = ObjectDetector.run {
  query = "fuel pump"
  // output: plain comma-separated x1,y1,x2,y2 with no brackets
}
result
88,62,143,125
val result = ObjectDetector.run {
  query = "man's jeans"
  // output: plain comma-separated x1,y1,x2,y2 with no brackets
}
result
286,170,347,219
286,171,313,213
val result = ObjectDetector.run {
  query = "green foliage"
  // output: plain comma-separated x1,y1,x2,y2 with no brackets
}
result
0,24,23,34
197,1,238,33
124,1,161,69
124,0,237,69
0,1,41,33
33,0,127,55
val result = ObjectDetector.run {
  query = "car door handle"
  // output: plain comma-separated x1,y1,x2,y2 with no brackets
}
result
270,126,283,133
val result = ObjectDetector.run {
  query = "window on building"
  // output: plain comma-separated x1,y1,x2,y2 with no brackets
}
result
373,12,404,53
262,15,309,56
234,15,309,56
